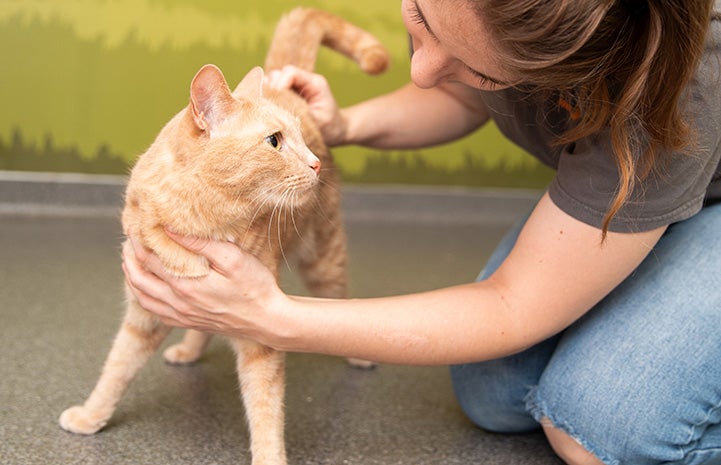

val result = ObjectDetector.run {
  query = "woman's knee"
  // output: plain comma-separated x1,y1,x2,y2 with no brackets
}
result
542,420,604,465
450,335,559,433
450,362,539,433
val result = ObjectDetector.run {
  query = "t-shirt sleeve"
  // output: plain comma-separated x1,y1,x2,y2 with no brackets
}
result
548,129,718,232
548,21,721,233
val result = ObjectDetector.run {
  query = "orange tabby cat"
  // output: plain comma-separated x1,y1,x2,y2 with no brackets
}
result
59,8,388,465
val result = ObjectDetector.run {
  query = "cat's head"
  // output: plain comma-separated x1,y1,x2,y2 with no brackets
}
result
180,64,321,215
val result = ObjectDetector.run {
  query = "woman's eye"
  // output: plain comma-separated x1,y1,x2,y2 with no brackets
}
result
265,133,282,150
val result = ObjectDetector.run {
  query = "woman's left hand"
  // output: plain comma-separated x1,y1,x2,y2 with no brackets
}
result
121,232,284,341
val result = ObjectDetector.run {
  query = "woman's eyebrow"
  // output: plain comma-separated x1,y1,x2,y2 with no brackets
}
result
413,0,508,87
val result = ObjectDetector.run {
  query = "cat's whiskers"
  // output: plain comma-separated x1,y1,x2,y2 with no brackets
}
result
266,184,287,249
289,189,303,240
245,188,275,227
265,190,280,249
280,175,303,240
236,189,275,247
311,179,335,226
240,181,288,248
271,184,294,270
317,175,340,193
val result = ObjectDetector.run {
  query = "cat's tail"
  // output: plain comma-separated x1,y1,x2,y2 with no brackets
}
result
263,7,389,76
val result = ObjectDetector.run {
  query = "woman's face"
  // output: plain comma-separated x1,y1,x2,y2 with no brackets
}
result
401,0,510,90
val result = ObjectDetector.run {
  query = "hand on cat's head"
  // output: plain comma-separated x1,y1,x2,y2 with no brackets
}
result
265,65,347,146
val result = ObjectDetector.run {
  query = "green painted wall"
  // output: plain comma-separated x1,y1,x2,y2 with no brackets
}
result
0,0,552,188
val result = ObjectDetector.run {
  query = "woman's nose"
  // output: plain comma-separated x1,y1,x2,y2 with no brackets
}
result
410,45,453,89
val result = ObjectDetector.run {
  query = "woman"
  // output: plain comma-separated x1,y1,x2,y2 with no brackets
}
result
123,1,721,464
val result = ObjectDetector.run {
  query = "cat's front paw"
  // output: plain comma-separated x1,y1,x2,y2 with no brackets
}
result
59,406,108,435
346,358,376,370
163,343,202,365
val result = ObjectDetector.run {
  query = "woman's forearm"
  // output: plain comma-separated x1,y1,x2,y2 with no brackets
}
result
341,81,490,149
255,195,666,367
262,280,535,366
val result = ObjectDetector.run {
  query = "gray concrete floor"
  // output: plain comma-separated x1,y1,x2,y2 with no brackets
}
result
0,172,563,465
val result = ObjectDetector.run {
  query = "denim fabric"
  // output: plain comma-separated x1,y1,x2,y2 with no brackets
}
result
450,203,721,465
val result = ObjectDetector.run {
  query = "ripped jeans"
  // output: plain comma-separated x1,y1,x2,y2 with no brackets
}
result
450,202,721,465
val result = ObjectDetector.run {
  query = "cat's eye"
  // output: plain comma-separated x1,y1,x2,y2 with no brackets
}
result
265,133,282,150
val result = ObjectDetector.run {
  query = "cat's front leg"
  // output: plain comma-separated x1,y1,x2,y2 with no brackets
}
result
59,292,171,435
229,339,287,465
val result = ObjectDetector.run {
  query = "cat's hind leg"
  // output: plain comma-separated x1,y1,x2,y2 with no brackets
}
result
229,338,287,465
163,329,212,365
59,290,171,435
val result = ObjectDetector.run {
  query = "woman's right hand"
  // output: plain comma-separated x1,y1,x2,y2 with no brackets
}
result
266,65,348,146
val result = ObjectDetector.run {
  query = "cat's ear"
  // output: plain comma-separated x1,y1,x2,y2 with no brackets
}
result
232,66,264,100
189,64,234,131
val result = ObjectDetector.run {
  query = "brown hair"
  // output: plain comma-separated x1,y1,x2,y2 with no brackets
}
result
473,0,716,235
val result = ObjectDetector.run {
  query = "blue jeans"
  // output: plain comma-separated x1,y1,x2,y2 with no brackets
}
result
450,202,721,465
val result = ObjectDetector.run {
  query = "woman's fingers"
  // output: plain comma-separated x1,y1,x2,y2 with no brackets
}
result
163,230,244,276
126,233,167,278
266,67,294,90
121,243,183,323
265,65,344,146
266,65,313,91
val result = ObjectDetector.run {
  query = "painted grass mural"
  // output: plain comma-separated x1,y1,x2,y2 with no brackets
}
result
0,0,553,188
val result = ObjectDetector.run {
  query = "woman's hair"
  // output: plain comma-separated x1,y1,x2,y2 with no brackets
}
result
473,0,716,236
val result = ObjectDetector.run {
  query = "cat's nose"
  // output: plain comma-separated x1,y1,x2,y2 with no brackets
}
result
310,159,321,175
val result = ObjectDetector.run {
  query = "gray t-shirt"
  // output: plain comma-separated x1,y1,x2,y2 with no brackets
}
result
480,13,721,233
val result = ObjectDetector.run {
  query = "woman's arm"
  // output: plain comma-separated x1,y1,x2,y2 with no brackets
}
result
266,65,490,148
123,193,666,365
341,80,490,149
